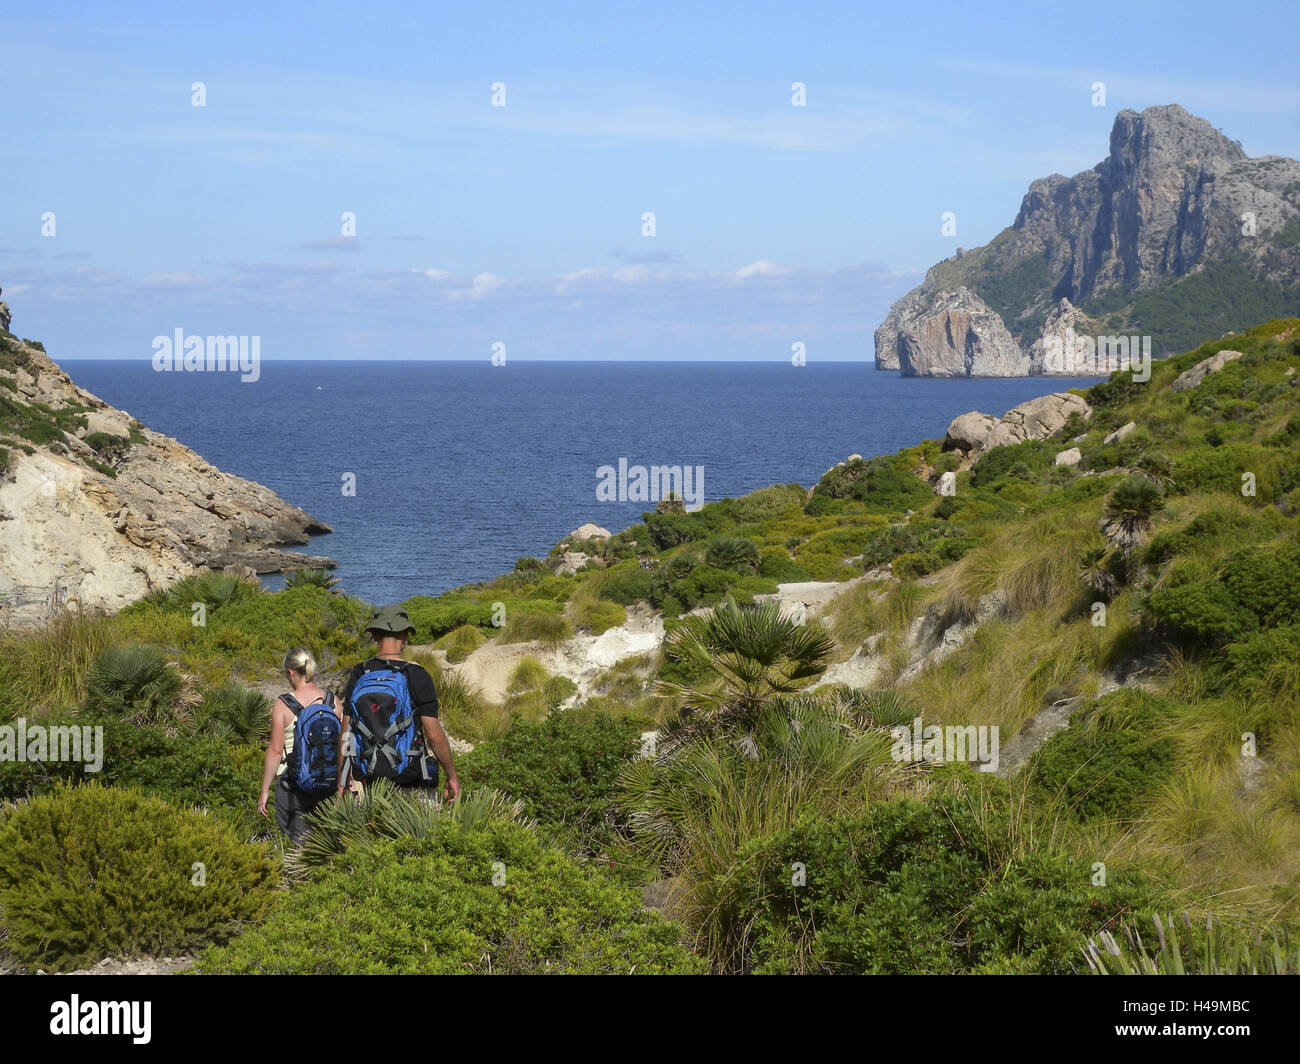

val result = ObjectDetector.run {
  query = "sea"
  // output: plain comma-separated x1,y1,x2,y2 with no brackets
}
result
63,360,1100,605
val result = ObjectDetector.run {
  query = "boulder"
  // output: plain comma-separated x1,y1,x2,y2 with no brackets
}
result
556,551,596,576
945,411,1000,452
1103,421,1137,445
948,392,1092,460
1170,349,1244,392
935,471,957,496
566,522,612,542
1054,447,1082,467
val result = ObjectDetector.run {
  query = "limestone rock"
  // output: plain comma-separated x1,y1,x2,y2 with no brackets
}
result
1170,349,1244,392
945,411,1000,452
566,522,612,542
946,392,1092,459
1054,447,1082,467
1029,298,1099,375
1103,421,1137,445
875,287,1028,377
935,471,957,496
0,332,333,618
0,288,10,334
874,106,1300,374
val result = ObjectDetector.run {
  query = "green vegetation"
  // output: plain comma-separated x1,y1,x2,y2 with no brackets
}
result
5,317,1300,974
0,783,276,972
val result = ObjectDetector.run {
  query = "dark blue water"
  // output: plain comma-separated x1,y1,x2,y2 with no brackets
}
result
64,360,1098,604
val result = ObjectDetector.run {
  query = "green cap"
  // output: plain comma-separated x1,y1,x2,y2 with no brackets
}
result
367,605,416,637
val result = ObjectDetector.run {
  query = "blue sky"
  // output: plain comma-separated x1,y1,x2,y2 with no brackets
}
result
2,0,1299,361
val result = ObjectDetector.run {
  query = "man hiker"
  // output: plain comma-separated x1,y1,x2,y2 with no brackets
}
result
337,605,460,803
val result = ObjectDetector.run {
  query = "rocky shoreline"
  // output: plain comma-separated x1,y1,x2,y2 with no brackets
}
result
0,318,334,620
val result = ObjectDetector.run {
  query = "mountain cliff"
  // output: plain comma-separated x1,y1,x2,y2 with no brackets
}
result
875,105,1300,376
0,302,334,619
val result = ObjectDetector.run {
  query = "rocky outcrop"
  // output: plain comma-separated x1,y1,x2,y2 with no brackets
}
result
0,288,11,335
875,287,1028,377
945,392,1092,459
0,326,333,618
875,106,1300,376
1170,349,1244,392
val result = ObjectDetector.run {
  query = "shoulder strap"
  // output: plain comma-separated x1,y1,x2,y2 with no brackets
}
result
281,692,304,717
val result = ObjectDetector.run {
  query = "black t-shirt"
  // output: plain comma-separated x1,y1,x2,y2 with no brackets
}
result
341,658,439,720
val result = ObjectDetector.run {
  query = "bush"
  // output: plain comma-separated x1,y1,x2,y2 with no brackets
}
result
498,610,573,646
757,551,812,582
0,783,277,971
596,565,656,606
196,821,703,974
571,598,626,635
705,536,761,574
1030,691,1177,821
283,568,339,591
459,715,639,852
723,792,1161,974
84,644,188,727
0,716,263,827
435,623,486,662
812,456,932,514
192,682,271,744
970,440,1054,488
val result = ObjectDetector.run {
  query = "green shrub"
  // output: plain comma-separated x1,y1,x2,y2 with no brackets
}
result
705,535,761,573
725,792,1160,974
597,564,656,606
192,683,271,744
571,598,626,634
1030,691,1177,821
970,440,1054,488
435,623,486,662
459,715,639,852
0,716,263,830
1222,626,1300,694
84,644,187,727
283,568,339,591
196,821,703,974
757,551,812,582
812,456,932,514
0,783,277,971
498,610,572,646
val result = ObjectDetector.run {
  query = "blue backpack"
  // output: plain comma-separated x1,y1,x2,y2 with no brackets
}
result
283,691,341,796
346,660,436,786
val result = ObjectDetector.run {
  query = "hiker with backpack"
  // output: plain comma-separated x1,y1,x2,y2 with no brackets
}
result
258,646,343,843
337,606,460,803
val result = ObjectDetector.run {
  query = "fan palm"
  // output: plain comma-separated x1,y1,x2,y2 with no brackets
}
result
1100,475,1164,556
284,567,339,591
1078,546,1121,599
193,682,271,744
84,643,189,727
655,597,836,738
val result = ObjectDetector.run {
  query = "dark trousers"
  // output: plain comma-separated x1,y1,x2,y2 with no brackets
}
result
274,774,329,844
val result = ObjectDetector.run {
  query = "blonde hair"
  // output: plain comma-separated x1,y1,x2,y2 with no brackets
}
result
282,646,317,683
